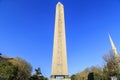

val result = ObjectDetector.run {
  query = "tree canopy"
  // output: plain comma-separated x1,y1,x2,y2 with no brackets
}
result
0,60,18,80
0,56,32,80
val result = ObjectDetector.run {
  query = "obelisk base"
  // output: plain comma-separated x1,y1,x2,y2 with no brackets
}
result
50,75,71,80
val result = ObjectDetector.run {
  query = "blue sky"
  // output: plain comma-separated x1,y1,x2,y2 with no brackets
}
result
0,0,120,77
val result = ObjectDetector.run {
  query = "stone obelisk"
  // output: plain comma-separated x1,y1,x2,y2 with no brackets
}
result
51,2,69,79
108,34,119,57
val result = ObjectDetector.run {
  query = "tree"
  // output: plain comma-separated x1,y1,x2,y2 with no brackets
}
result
103,51,120,79
88,72,94,80
0,60,18,80
73,66,103,80
75,68,89,80
29,67,48,80
35,68,42,76
0,56,32,80
0,53,2,56
88,66,104,80
13,57,32,80
71,75,76,80
88,72,104,80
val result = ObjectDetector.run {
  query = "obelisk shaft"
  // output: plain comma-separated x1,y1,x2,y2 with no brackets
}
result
51,2,68,77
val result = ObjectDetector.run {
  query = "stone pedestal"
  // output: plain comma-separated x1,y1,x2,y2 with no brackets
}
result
111,76,117,80
50,75,71,80
50,78,71,80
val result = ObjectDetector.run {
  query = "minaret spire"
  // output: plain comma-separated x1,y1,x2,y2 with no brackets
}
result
108,33,119,57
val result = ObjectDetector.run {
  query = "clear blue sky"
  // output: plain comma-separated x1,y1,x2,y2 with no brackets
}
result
0,0,120,77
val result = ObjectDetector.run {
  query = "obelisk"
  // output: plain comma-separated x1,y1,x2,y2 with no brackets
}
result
51,2,69,79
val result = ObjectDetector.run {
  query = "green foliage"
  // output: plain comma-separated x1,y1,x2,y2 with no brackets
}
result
71,75,76,80
94,72,104,80
29,68,48,80
35,68,42,76
0,56,32,80
0,60,18,80
87,67,104,80
103,52,120,79
14,57,32,80
0,56,48,80
72,66,104,80
103,66,111,80
29,75,45,80
88,72,94,80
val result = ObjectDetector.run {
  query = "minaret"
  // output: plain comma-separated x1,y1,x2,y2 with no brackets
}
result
51,2,69,79
108,34,119,57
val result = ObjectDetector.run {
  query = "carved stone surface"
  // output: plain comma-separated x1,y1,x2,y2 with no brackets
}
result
51,2,69,78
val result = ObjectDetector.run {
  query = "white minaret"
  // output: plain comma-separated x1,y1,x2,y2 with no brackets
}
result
108,34,119,57
51,2,69,79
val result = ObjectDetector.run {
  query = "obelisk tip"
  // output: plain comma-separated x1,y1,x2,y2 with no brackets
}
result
57,2,63,7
